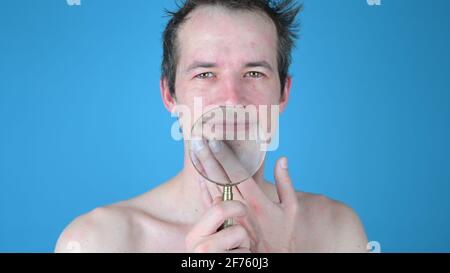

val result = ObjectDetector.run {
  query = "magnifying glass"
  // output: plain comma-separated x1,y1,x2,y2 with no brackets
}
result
188,105,267,230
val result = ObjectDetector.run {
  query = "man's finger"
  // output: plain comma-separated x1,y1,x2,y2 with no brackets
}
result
205,179,223,199
198,177,213,208
207,140,269,205
191,139,230,184
207,140,249,183
274,157,297,207
188,200,248,238
235,176,270,206
199,225,251,252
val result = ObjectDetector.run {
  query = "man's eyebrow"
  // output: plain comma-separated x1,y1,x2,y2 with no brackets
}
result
244,61,273,72
184,60,274,73
185,61,217,73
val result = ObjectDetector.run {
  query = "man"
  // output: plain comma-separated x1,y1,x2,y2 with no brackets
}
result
55,0,368,252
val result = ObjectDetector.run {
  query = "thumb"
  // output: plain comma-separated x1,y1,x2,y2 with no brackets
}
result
198,177,213,209
274,157,297,206
198,177,223,209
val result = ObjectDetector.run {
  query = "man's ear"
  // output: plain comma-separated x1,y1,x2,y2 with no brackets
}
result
279,76,292,113
160,77,176,113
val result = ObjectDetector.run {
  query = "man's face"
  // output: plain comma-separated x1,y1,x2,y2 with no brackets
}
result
167,5,290,130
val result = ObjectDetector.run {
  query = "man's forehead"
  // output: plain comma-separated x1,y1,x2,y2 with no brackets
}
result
176,5,278,66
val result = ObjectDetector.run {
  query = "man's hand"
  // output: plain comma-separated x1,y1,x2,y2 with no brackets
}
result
185,188,253,252
190,139,300,252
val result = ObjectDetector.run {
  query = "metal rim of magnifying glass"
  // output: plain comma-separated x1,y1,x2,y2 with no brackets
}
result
188,105,267,186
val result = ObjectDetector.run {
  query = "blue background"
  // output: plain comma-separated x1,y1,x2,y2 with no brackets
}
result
1,0,449,252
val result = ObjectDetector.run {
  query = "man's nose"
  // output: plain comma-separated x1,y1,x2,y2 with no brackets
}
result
217,77,243,106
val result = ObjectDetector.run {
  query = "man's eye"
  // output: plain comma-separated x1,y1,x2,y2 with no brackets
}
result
195,72,215,79
244,71,264,78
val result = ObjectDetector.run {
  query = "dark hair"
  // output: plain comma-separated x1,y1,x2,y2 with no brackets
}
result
161,0,302,99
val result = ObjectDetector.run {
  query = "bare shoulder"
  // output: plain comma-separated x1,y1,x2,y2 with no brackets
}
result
296,191,368,252
55,179,189,253
54,202,138,252
54,190,172,253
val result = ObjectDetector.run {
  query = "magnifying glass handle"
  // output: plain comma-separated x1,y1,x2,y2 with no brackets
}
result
218,185,233,230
